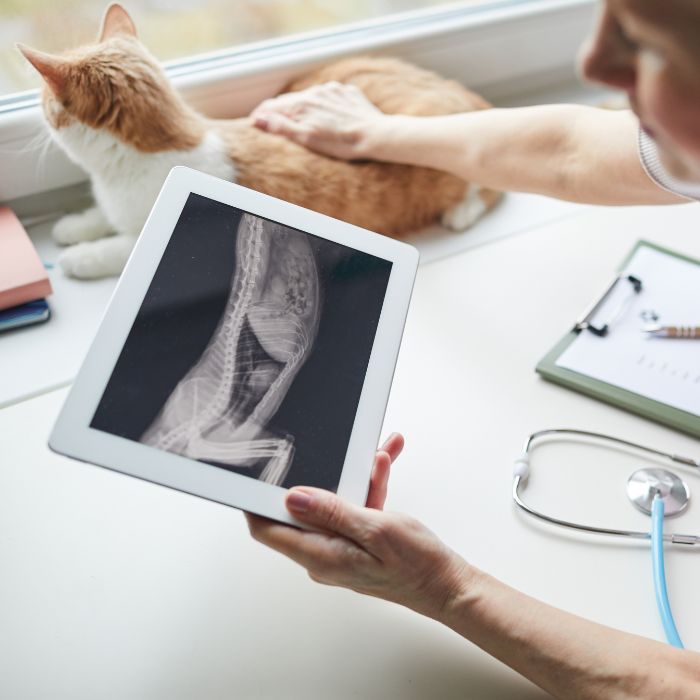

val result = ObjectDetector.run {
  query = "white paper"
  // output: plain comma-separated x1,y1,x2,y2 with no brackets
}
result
556,245,700,416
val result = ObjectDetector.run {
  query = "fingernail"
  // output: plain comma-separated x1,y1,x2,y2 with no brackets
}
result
254,116,268,129
287,491,312,513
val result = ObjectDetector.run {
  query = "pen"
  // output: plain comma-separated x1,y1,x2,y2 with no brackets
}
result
643,324,700,338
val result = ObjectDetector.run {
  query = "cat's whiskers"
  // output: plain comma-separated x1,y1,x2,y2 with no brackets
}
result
4,123,57,187
34,126,56,183
0,123,52,162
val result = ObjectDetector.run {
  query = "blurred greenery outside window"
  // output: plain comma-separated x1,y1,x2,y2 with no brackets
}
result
1,0,512,98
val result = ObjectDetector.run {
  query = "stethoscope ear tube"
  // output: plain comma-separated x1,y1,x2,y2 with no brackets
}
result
512,429,700,545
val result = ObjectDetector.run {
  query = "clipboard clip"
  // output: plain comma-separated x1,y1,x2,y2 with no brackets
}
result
574,274,642,337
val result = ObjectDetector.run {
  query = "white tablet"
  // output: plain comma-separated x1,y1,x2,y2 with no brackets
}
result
49,166,418,525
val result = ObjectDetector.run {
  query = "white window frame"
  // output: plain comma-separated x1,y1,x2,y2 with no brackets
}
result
0,0,594,203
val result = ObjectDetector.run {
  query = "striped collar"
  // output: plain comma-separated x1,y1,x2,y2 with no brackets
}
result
638,128,700,201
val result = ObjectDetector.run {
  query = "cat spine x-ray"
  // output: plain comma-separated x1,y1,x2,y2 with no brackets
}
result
141,213,321,485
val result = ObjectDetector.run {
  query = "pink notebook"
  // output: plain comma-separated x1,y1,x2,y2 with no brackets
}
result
0,206,53,311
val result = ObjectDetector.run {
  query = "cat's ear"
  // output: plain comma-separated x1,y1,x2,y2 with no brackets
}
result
98,3,138,42
15,44,68,96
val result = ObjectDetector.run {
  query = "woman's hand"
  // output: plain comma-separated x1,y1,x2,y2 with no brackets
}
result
251,81,388,160
245,433,471,619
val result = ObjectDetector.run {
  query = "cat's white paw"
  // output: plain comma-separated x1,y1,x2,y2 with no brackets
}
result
52,207,112,246
441,186,487,232
58,244,114,279
58,235,136,279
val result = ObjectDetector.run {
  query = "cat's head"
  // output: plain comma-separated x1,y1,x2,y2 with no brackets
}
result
17,4,199,154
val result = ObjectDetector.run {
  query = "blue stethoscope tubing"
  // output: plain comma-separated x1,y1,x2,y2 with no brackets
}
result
652,496,684,648
513,429,700,648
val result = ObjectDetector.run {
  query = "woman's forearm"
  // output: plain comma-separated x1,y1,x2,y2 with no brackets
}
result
436,564,700,699
361,105,682,205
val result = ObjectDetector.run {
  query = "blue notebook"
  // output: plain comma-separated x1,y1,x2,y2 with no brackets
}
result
0,299,50,333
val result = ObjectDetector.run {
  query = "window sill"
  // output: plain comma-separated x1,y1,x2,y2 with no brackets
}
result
0,0,594,202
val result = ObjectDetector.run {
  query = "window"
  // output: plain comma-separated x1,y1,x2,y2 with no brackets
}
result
2,0,517,98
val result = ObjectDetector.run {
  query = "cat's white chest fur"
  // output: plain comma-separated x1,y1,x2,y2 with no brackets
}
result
49,122,235,278
54,123,235,236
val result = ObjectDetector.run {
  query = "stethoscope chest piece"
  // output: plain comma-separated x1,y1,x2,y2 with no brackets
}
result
626,468,690,517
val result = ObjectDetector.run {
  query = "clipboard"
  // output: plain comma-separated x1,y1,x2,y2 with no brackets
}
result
536,240,700,438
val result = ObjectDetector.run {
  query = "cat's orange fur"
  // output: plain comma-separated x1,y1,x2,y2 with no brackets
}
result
20,4,501,237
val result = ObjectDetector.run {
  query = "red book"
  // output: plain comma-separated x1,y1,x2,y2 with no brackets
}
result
0,206,53,311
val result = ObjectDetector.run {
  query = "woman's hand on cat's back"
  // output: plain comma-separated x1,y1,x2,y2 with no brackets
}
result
251,82,385,160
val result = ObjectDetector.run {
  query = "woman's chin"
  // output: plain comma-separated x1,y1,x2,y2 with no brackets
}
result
640,123,656,139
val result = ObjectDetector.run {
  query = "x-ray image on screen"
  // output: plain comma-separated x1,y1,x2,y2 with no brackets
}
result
141,213,321,486
91,194,392,492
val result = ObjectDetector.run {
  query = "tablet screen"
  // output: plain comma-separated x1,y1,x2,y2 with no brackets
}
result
90,193,392,491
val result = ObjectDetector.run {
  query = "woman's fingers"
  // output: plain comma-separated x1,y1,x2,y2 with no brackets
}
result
380,432,405,463
251,80,383,160
252,82,361,122
255,111,310,143
247,432,405,575
284,487,386,552
246,493,466,618
365,433,404,509
366,451,391,510
251,92,306,119
245,512,372,573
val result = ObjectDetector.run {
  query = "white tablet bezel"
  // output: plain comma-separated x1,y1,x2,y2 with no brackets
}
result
49,166,419,525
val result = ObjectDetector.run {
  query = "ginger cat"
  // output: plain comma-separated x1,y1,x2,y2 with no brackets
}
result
18,3,502,279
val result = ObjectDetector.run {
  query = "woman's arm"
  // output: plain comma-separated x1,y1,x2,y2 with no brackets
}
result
252,84,684,205
247,477,700,699
362,106,683,205
443,566,700,699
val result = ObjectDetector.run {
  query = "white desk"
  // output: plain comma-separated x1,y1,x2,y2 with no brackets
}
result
2,202,700,699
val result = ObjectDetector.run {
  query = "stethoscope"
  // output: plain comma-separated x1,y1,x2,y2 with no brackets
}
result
513,429,700,649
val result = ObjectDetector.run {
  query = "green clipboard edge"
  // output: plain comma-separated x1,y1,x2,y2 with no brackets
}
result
536,240,700,439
